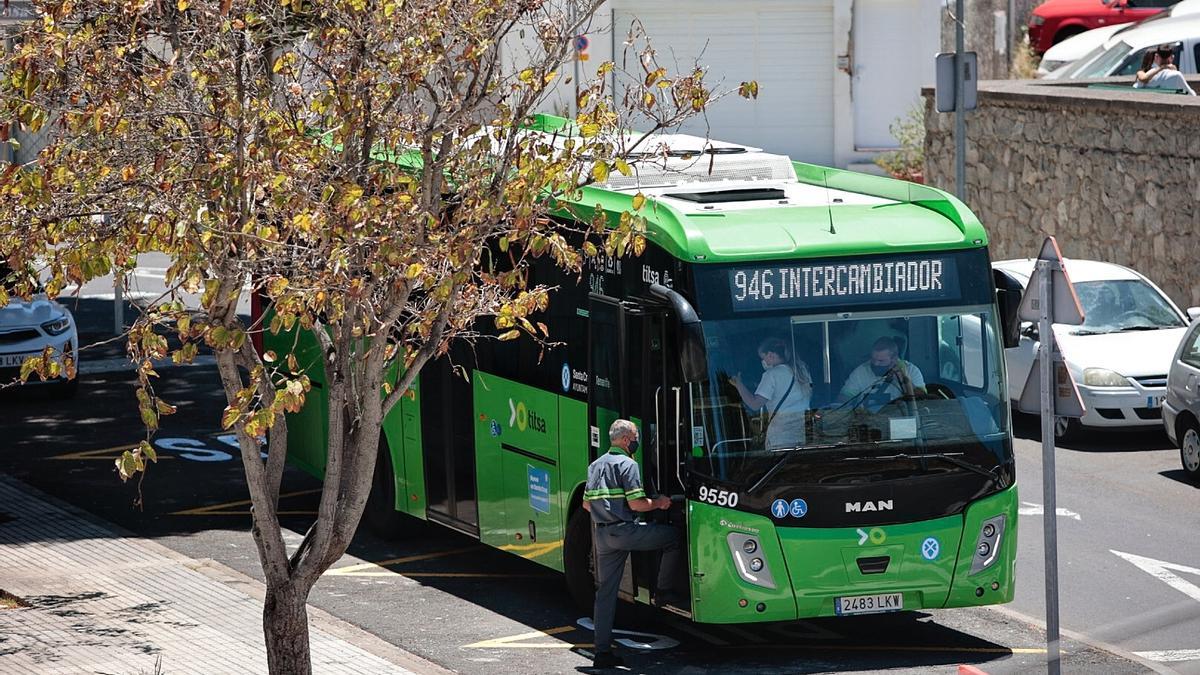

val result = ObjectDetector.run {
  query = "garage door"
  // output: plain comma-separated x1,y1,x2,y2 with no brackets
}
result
612,1,835,165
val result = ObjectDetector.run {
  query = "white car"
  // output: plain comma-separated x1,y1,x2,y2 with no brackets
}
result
0,266,79,397
1163,316,1200,478
993,259,1198,441
1050,12,1200,81
1040,0,1200,78
1038,24,1125,77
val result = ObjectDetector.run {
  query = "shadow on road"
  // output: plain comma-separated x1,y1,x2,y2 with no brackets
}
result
1158,469,1199,488
1011,411,1171,452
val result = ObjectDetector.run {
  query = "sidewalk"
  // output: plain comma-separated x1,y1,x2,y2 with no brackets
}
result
0,475,446,675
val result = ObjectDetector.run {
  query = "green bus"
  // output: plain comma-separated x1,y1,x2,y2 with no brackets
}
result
267,115,1021,623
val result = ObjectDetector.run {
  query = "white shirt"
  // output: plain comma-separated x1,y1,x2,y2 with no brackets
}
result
840,360,925,402
755,364,810,415
1134,69,1197,95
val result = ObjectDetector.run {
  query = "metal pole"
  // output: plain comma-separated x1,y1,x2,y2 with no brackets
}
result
1038,259,1062,675
955,0,966,201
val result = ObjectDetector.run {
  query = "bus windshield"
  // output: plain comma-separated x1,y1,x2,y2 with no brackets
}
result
687,305,1011,490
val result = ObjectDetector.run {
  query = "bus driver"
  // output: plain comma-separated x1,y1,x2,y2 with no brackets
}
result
839,336,926,411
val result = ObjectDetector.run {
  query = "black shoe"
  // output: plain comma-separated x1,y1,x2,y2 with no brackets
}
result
592,651,626,669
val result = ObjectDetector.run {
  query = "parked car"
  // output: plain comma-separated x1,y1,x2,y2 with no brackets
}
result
1028,0,1179,55
1038,24,1126,75
0,264,79,397
1164,316,1200,478
1050,12,1200,80
993,258,1198,441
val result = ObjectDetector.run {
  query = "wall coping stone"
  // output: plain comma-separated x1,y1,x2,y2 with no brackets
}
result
920,77,1200,115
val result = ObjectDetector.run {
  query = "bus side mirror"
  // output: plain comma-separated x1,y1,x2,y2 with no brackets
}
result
996,287,1021,349
649,283,709,382
680,322,709,383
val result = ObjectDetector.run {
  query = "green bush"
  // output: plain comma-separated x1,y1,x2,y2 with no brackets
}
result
873,104,925,183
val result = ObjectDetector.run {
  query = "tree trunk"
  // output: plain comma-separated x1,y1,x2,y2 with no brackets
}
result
262,582,311,675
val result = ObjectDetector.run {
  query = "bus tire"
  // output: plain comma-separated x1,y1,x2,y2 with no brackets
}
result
364,436,410,539
564,506,595,610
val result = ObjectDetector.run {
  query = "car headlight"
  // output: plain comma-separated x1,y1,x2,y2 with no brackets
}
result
41,316,72,336
1083,368,1128,387
1030,15,1045,26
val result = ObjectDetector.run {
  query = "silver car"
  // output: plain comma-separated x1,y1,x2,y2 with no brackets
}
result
1164,316,1200,479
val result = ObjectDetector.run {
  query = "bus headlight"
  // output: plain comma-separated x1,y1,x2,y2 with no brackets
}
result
970,515,1005,574
726,533,776,590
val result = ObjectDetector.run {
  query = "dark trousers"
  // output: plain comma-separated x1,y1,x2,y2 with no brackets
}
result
592,521,682,653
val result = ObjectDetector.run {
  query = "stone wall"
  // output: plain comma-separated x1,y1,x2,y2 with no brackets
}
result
923,78,1200,309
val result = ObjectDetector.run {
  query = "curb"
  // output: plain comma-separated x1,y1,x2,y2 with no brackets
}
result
0,474,453,675
78,355,217,375
984,604,1176,674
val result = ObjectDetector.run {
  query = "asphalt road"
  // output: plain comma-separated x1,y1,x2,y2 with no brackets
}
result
1008,414,1200,673
1,359,1177,674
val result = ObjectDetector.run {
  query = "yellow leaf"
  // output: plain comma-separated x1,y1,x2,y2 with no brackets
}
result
177,0,190,10
643,92,656,108
498,329,520,341
632,193,646,211
591,162,609,183
614,159,631,177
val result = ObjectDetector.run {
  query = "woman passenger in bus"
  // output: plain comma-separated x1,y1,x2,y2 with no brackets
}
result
729,337,813,451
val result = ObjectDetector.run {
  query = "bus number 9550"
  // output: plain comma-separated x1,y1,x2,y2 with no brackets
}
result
697,485,739,508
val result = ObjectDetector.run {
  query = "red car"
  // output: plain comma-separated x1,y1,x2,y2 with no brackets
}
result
1028,0,1179,53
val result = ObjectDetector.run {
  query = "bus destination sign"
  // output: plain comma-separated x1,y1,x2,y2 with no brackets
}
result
727,255,960,312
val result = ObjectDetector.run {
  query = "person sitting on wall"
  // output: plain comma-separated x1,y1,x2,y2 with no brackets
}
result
1134,44,1197,96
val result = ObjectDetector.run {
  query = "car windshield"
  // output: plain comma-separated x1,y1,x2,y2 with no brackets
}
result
687,306,1011,489
1056,44,1112,78
1069,279,1184,333
1072,41,1134,78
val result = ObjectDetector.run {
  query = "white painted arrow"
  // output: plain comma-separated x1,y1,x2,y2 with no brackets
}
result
857,528,869,545
1112,550,1200,603
1018,501,1081,520
508,398,517,427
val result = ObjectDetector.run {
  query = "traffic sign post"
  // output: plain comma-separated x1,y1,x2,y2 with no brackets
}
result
1016,236,1085,675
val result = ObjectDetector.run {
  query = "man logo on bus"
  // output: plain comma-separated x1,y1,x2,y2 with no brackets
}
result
846,500,894,513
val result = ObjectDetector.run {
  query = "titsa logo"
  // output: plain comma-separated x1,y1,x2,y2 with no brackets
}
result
508,398,547,433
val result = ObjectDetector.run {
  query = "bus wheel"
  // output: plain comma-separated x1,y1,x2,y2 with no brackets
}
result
564,507,595,610
364,437,410,539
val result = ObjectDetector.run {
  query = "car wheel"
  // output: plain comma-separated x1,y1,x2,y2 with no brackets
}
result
563,506,595,610
1180,420,1200,479
1053,416,1080,443
1052,25,1085,45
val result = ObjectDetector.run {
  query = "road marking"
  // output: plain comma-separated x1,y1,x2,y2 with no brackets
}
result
168,489,321,516
465,625,583,649
325,546,481,576
50,443,175,461
1133,649,1200,662
1111,550,1200,603
575,618,679,650
1018,501,1081,520
497,540,563,560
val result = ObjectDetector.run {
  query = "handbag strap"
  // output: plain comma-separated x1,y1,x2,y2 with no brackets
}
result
767,376,796,426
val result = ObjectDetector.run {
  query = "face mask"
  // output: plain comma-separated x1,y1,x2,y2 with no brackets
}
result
871,363,892,377
761,360,771,371
627,440,640,454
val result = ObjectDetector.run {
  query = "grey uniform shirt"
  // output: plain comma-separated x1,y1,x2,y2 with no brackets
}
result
583,448,647,524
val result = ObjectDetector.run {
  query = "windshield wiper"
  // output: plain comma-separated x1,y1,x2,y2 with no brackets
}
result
843,452,1006,486
1070,328,1111,335
745,444,852,495
1114,325,1164,332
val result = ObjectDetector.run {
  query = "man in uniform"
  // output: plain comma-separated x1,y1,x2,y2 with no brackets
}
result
583,419,683,669
839,336,926,411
